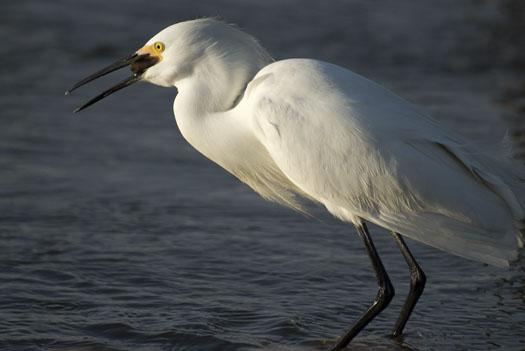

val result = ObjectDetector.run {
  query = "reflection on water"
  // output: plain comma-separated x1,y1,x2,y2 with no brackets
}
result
1,0,524,350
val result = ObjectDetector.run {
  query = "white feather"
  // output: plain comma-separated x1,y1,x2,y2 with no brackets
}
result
142,19,525,267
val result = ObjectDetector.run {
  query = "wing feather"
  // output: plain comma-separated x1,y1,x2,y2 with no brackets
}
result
245,59,525,266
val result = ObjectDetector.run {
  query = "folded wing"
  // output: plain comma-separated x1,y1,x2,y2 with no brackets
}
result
245,59,525,266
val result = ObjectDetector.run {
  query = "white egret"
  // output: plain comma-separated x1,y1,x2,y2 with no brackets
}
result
67,19,525,350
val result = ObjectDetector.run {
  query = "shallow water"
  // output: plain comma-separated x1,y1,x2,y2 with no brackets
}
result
1,1,525,350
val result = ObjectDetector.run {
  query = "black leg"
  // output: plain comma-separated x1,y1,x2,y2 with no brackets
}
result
390,232,426,338
330,222,395,351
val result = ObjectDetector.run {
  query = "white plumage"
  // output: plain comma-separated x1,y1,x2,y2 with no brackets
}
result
139,19,524,267
68,17,525,348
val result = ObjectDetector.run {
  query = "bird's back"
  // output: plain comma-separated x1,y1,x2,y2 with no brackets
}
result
240,58,525,266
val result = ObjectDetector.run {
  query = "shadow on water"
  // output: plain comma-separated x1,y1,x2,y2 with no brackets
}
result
49,344,123,351
226,334,420,351
47,336,417,351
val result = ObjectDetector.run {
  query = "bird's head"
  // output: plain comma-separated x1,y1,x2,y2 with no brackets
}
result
67,18,273,112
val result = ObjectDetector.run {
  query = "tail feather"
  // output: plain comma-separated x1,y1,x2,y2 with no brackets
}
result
436,138,525,251
375,210,518,268
516,220,525,248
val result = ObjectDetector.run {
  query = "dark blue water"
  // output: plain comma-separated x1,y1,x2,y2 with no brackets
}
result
1,1,524,350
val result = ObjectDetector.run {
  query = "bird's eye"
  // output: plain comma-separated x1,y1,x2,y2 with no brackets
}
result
153,42,165,53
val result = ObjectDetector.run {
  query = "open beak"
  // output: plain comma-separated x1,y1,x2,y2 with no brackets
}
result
66,50,160,113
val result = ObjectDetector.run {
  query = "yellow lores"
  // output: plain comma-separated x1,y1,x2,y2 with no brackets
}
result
138,41,165,60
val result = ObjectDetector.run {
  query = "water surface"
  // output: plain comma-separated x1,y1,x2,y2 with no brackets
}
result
1,1,524,350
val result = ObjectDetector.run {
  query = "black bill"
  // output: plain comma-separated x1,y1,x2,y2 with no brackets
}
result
66,52,159,113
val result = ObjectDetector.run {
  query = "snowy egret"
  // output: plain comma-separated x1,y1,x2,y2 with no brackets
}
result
67,19,525,350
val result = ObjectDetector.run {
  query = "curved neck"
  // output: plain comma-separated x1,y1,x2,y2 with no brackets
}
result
176,46,272,114
173,77,249,167
172,47,272,166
